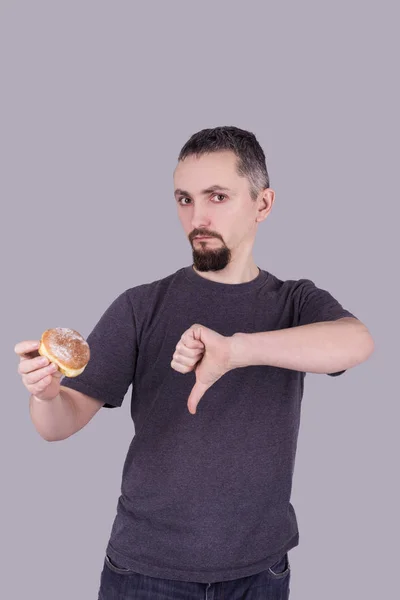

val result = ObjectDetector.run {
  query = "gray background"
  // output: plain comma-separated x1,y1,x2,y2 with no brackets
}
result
1,0,398,598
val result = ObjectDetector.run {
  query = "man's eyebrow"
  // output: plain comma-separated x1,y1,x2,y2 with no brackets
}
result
174,185,233,197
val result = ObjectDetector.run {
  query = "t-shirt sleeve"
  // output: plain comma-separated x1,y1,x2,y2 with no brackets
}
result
293,278,358,377
60,290,137,408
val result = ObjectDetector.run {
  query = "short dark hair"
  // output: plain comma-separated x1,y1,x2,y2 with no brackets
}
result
177,125,270,201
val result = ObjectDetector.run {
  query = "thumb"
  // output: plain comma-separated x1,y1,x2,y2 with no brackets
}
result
187,381,208,415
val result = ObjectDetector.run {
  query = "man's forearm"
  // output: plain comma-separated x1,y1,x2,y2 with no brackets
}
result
229,318,374,374
29,389,80,442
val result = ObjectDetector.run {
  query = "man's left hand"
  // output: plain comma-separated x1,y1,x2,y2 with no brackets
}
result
170,324,234,414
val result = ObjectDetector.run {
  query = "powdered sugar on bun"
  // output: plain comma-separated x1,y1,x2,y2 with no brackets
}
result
39,328,90,375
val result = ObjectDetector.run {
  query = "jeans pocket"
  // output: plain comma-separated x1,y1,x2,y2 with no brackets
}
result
267,552,290,579
105,553,136,575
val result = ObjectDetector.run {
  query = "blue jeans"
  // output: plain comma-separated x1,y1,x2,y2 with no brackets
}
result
98,552,291,599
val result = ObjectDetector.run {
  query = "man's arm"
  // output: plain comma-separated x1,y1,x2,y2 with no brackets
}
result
30,387,105,442
229,317,374,374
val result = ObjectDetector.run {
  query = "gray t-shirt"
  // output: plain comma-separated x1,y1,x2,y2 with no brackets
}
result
60,265,357,583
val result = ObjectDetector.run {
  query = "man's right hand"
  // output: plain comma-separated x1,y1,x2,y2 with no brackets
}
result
15,341,63,401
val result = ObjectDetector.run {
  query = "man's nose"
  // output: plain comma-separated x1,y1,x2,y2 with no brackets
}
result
191,209,212,230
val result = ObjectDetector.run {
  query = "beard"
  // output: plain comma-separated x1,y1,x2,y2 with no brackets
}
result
191,238,232,272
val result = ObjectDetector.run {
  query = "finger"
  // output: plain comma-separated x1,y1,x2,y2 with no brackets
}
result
181,333,204,350
29,375,54,395
177,341,204,356
170,359,192,374
18,355,50,375
174,348,204,363
14,341,41,360
23,363,59,385
173,353,200,367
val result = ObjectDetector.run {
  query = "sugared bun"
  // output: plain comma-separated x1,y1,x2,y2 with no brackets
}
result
38,328,90,378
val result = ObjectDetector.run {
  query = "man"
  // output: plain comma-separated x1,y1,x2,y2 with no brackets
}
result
20,126,374,599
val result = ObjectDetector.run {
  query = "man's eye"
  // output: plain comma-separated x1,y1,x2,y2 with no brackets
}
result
177,194,226,205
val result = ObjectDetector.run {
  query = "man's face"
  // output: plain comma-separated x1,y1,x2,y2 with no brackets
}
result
173,150,264,272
